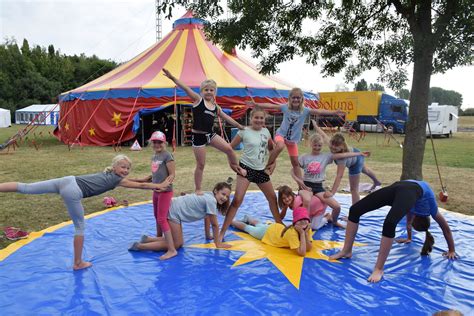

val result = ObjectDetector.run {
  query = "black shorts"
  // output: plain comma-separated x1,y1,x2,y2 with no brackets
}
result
304,181,326,194
192,132,217,147
239,162,270,184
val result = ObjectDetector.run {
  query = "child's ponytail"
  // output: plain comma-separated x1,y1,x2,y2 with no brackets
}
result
412,215,435,255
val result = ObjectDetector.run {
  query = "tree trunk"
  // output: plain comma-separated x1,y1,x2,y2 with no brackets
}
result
401,42,433,180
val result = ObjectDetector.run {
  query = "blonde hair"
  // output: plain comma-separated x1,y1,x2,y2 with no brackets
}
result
309,133,323,146
200,79,217,92
104,154,132,173
330,133,349,152
287,87,304,112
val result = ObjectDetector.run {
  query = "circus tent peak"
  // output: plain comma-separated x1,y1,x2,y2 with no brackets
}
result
60,11,303,102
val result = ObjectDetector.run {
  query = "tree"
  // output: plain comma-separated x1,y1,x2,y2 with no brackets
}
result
354,79,368,91
429,87,463,107
369,83,385,91
397,88,410,100
159,0,474,180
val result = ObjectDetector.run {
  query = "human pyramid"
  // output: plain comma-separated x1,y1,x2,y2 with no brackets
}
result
0,69,457,283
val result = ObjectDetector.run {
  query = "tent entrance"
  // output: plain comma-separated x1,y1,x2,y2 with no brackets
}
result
133,104,195,147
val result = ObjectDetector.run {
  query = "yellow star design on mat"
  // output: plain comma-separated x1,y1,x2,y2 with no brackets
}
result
188,231,364,289
111,112,122,127
88,128,96,136
64,122,69,131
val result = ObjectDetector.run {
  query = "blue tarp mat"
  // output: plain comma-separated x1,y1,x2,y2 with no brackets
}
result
0,192,472,315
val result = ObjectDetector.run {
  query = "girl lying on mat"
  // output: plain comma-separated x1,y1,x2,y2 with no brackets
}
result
129,182,232,258
231,207,313,256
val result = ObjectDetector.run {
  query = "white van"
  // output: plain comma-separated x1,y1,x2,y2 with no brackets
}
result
426,103,458,137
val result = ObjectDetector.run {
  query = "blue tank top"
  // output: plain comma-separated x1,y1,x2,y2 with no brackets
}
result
405,180,438,217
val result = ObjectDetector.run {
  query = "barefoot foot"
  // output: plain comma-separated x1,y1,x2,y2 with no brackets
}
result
367,269,384,283
73,261,93,270
329,250,352,260
195,190,204,195
159,250,178,260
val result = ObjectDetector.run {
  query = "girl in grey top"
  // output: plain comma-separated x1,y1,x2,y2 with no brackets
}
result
130,182,233,254
293,133,369,228
0,154,171,271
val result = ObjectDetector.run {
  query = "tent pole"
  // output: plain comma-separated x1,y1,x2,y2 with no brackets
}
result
72,90,110,145
141,117,145,145
173,86,177,152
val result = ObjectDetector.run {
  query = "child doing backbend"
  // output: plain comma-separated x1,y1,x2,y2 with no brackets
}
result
247,88,344,176
330,180,457,283
129,182,232,255
163,68,246,195
313,120,381,203
217,106,282,244
129,131,176,260
293,133,370,228
0,155,171,270
277,185,330,231
231,207,313,256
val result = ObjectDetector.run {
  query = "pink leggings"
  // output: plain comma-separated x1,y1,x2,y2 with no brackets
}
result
152,190,174,232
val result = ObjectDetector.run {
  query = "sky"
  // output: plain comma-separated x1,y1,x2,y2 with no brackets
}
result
1,0,473,108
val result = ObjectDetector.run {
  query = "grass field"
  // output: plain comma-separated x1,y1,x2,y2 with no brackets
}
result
0,122,473,249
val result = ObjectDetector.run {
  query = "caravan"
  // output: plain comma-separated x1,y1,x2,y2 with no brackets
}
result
426,103,458,137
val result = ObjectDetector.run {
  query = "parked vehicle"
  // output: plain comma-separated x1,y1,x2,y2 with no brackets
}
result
317,91,408,133
426,103,458,138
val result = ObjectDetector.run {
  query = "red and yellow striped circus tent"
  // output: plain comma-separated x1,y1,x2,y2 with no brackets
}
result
56,11,318,146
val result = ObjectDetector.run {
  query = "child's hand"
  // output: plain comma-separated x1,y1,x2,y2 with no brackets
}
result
442,251,458,260
165,175,175,183
215,242,232,249
297,180,311,192
245,100,256,107
162,68,174,80
323,191,333,198
294,225,304,234
396,238,412,244
335,110,345,116
206,234,214,240
361,151,371,157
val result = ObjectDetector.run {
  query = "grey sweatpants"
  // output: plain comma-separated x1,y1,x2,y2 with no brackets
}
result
17,176,85,235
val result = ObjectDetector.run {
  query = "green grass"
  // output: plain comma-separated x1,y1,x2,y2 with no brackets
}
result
0,124,473,250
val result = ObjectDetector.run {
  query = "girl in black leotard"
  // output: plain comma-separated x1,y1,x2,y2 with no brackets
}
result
163,68,246,195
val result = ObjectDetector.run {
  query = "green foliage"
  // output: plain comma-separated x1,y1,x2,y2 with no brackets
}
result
396,88,410,99
460,108,474,116
157,0,473,180
354,79,368,91
0,38,117,113
429,87,463,107
369,83,385,91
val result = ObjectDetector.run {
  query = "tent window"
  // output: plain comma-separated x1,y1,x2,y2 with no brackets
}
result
449,113,453,121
